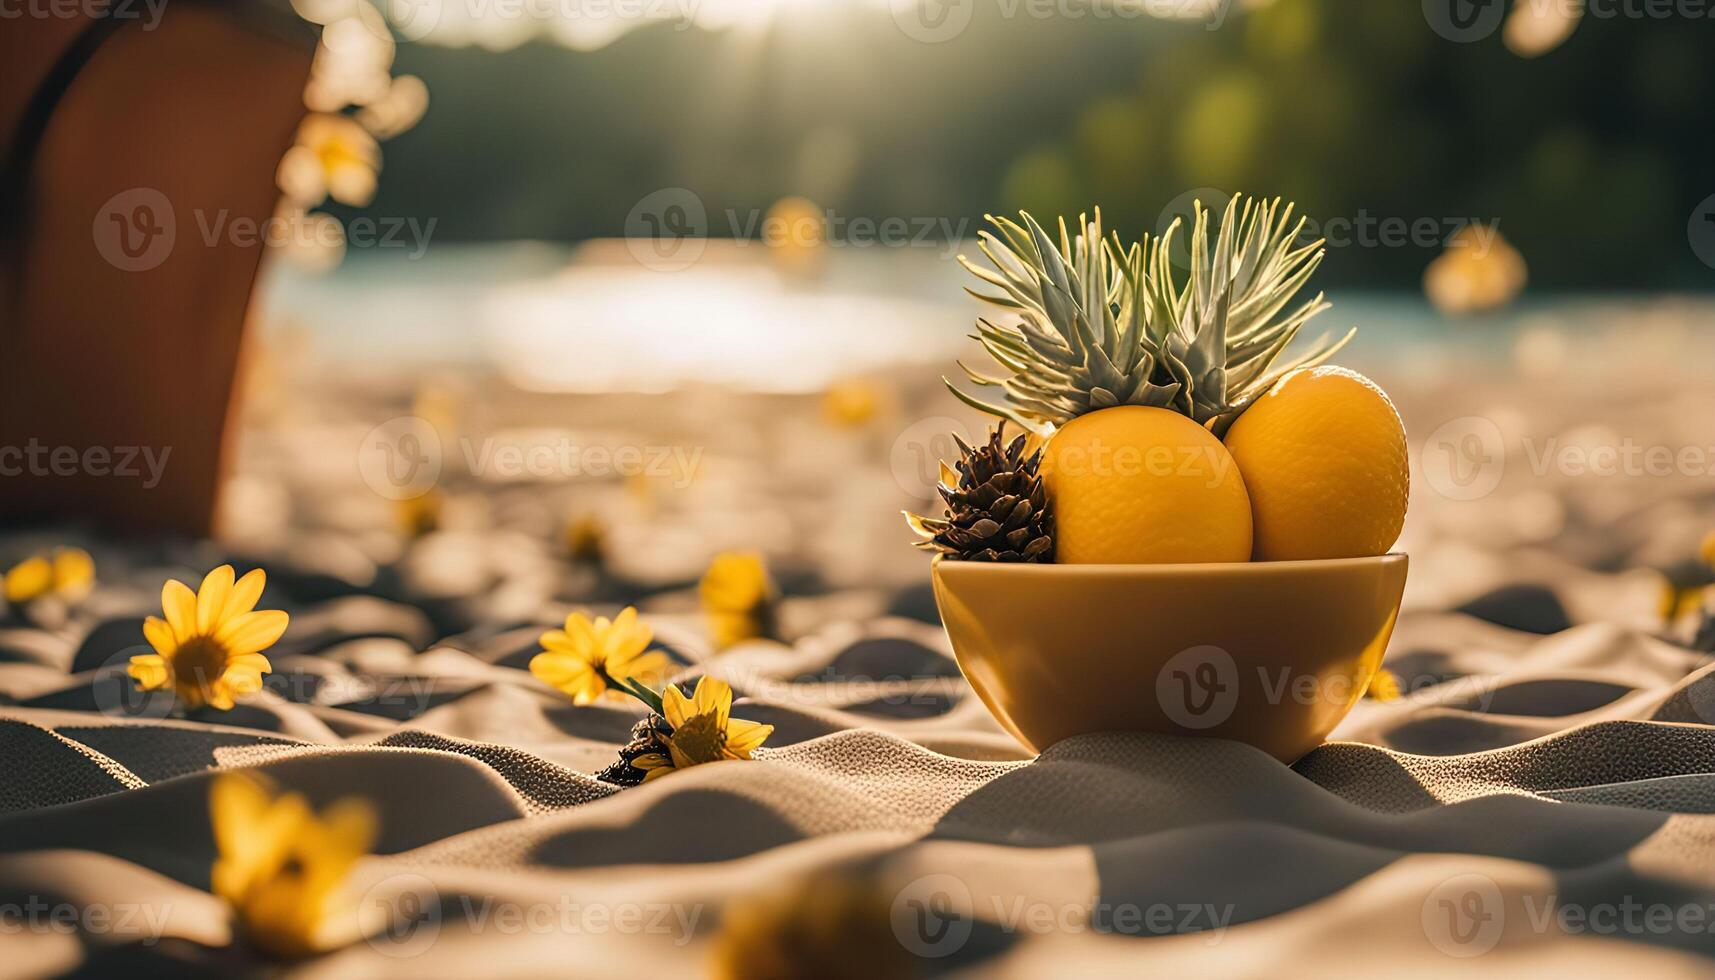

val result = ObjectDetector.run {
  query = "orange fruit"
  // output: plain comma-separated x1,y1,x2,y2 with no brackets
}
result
1223,366,1408,562
1042,406,1252,564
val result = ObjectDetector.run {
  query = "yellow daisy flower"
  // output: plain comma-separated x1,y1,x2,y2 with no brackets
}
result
395,489,442,538
278,113,381,208
710,876,912,980
821,379,881,428
211,773,377,960
700,552,777,650
4,547,95,605
563,514,607,565
1661,580,1707,623
128,566,288,711
633,676,773,782
530,606,670,705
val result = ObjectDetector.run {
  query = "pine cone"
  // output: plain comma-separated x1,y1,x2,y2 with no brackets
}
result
596,713,674,787
905,423,1054,563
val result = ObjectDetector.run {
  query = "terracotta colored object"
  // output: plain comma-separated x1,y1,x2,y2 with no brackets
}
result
932,554,1409,762
0,5,315,537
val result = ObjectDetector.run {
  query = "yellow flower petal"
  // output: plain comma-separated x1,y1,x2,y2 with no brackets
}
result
610,650,670,687
223,568,267,622
692,676,733,729
311,798,379,869
51,548,95,600
230,652,273,673
538,629,577,653
143,616,175,656
724,718,773,758
530,652,604,703
5,556,52,604
162,579,198,642
127,654,170,690
605,606,652,661
564,612,598,656
210,774,288,897
661,681,693,729
216,610,290,656
197,565,236,635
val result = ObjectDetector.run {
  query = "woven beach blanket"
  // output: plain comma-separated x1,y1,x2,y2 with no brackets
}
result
0,497,1711,980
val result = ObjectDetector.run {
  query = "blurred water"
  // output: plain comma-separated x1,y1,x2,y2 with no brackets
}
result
256,242,1712,389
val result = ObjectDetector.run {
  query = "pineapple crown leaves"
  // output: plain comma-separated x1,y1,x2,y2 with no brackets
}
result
946,195,1354,434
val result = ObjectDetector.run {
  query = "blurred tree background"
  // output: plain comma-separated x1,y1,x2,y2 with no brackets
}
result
341,0,1715,289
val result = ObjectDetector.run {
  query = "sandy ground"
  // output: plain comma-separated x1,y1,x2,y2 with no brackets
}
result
3,297,1715,976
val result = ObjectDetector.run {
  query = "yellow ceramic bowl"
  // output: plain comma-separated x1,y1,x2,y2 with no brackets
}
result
932,554,1408,762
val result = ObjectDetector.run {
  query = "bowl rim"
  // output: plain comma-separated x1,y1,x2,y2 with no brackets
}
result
932,552,1408,577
